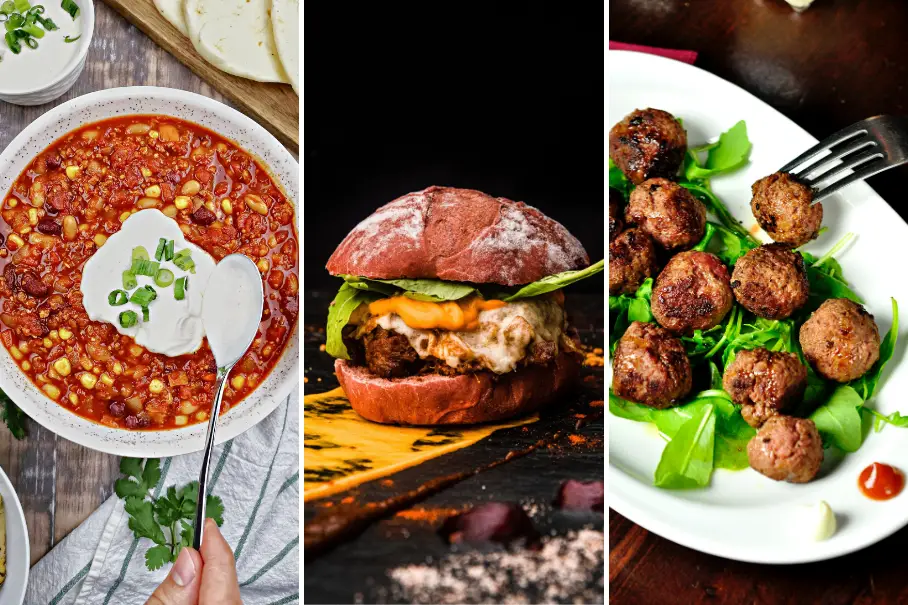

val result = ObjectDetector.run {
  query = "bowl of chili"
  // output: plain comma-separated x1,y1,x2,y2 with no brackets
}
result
0,86,299,456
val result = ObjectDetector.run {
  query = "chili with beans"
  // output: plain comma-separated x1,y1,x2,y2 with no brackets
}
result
0,116,299,430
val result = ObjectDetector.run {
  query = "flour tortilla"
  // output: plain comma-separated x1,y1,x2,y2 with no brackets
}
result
183,0,289,83
154,0,188,36
271,0,299,94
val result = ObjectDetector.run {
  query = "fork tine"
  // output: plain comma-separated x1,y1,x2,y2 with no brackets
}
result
791,138,876,182
804,149,885,188
813,158,890,202
779,125,868,174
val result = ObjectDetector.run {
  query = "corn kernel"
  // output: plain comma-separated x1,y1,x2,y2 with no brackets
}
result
53,357,72,376
144,185,161,198
59,328,73,340
28,208,38,226
174,196,191,210
79,373,97,389
68,393,78,405
196,411,209,422
231,375,246,390
100,373,114,385
65,166,81,180
119,211,131,222
149,130,159,139
43,337,52,349
10,346,22,361
141,167,152,178
21,361,30,371
50,330,59,340
257,259,270,273
94,234,107,247
221,199,232,214
42,384,61,400
149,379,165,394
113,362,123,375
181,180,201,196
129,345,144,357
174,415,188,426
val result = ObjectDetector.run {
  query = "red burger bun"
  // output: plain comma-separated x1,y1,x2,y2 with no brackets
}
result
335,351,582,425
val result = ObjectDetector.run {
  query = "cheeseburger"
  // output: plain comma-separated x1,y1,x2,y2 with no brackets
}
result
325,186,603,425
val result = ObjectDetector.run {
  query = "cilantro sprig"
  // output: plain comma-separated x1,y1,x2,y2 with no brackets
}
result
0,388,26,439
115,458,224,571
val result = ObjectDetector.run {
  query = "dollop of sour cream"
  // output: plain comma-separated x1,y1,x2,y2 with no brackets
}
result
795,500,837,542
81,210,216,357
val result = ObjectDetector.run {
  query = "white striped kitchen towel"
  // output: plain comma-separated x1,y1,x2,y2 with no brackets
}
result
25,389,299,605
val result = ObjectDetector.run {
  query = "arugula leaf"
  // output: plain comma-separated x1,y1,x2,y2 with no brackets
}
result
810,385,864,452
608,391,655,423
851,298,899,401
712,395,756,470
502,259,604,301
653,402,716,489
341,275,477,302
684,121,752,180
609,277,654,353
0,390,25,440
867,409,908,432
680,182,757,244
609,158,633,201
325,283,382,360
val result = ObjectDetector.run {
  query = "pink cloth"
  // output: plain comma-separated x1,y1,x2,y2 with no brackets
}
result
609,41,697,65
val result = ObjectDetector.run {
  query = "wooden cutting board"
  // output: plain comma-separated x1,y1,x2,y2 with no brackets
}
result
101,0,298,151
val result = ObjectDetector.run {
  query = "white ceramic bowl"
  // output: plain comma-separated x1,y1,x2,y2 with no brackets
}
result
0,465,28,605
0,86,299,456
0,0,95,106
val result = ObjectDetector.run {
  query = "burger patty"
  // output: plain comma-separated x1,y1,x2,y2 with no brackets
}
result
350,326,573,379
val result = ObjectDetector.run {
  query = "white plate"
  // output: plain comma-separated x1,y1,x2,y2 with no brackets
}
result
609,50,908,564
0,465,28,605
0,87,299,457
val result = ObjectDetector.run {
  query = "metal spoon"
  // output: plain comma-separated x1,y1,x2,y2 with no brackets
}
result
193,254,264,549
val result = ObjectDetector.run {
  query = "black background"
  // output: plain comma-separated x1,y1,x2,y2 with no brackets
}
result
304,1,605,293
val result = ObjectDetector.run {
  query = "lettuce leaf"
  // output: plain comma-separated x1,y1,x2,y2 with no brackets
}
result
684,120,752,181
325,283,383,359
502,259,604,301
340,275,476,302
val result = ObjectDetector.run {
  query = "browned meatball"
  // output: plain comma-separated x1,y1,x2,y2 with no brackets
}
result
747,415,823,483
612,321,692,409
609,228,657,295
609,108,687,185
751,172,823,246
651,251,733,334
730,244,809,319
799,298,881,382
626,178,706,251
723,348,808,428
609,188,624,242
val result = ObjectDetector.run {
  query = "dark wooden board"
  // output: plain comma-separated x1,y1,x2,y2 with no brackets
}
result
101,0,299,151
303,291,604,604
610,0,908,602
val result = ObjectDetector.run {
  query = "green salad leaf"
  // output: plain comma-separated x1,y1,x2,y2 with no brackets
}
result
609,277,654,352
341,275,477,302
851,298,899,401
326,283,383,359
809,385,864,452
684,121,752,181
609,158,632,201
653,402,716,489
0,389,26,440
501,259,604,301
680,182,756,244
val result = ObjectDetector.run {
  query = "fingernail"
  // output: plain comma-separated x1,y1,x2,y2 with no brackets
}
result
172,548,196,587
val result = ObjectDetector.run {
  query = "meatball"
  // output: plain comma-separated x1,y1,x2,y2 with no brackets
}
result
651,251,733,334
723,348,808,428
747,415,823,483
730,244,809,319
609,228,657,295
799,298,881,382
609,188,624,242
751,172,823,246
609,108,687,185
626,178,706,251
612,321,692,409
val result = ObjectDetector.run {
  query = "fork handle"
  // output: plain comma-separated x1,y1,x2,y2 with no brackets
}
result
193,365,231,550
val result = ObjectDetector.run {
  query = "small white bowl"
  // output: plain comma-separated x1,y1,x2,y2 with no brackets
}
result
0,86,300,457
0,465,28,605
0,0,95,106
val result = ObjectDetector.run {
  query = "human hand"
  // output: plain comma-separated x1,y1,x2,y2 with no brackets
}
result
146,518,243,605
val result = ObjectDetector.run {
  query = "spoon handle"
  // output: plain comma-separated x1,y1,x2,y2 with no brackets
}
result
193,365,231,550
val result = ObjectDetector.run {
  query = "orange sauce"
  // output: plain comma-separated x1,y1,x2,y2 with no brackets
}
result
368,296,506,331
858,463,905,500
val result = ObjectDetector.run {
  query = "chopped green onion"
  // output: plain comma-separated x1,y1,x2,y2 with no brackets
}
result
36,14,54,29
23,35,36,48
154,237,166,261
164,239,174,261
122,270,137,290
132,246,149,261
60,0,77,19
173,248,191,259
130,258,159,277
21,22,42,37
4,30,19,53
142,306,149,322
173,254,195,274
63,33,78,42
154,268,174,287
0,2,14,16
174,276,187,301
119,310,138,328
108,289,128,306
13,0,29,12
25,5,44,15
129,285,157,307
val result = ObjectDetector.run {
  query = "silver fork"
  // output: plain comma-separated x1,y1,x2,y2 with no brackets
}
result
779,115,908,202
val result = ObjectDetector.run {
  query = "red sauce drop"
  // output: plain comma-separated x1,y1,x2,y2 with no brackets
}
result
859,463,905,500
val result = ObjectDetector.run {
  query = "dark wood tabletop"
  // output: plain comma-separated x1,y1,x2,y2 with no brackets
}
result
611,1,908,603
0,3,228,565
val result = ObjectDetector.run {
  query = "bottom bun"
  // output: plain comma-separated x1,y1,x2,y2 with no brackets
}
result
335,352,581,425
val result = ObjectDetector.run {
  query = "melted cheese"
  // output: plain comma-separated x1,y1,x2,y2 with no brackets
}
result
368,296,506,331
369,297,565,374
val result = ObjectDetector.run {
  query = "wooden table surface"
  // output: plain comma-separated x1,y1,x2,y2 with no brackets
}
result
611,1,908,603
0,2,228,566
